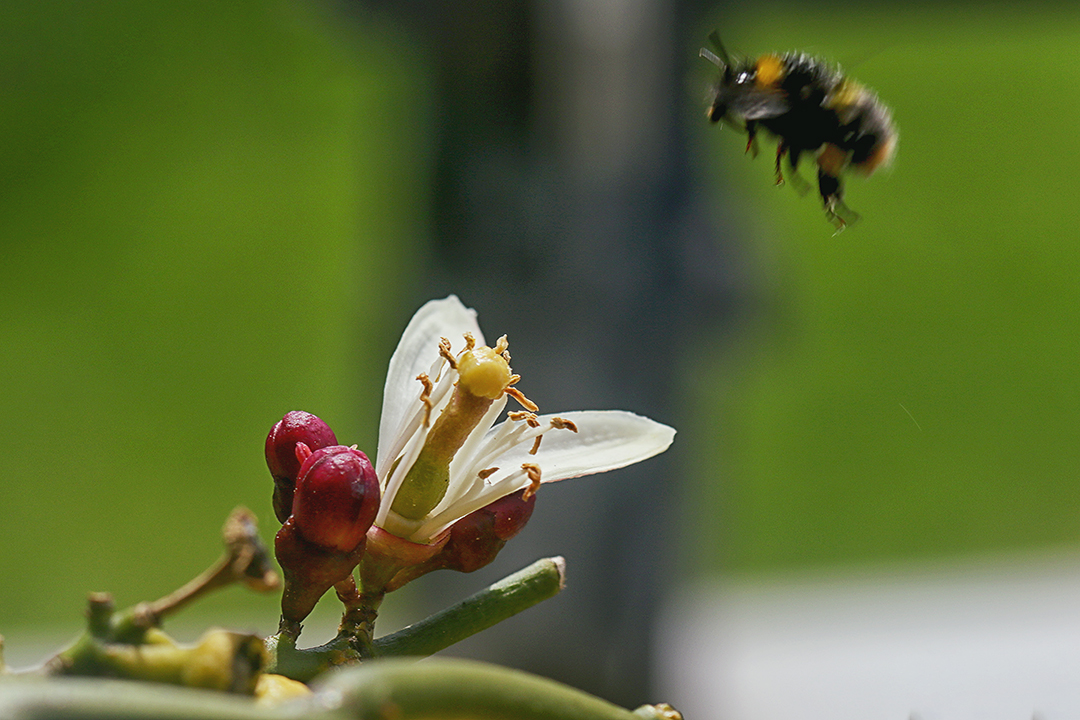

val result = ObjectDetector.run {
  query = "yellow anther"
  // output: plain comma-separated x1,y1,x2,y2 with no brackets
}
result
416,373,435,426
508,411,540,427
522,463,542,499
550,417,578,433
505,386,539,412
438,338,457,368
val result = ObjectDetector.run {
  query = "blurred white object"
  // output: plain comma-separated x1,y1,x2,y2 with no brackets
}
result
657,551,1080,720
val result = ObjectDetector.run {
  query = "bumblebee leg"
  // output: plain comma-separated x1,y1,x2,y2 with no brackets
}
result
744,120,759,158
817,169,840,210
786,147,810,196
817,169,855,232
832,198,861,228
825,204,846,233
774,140,787,185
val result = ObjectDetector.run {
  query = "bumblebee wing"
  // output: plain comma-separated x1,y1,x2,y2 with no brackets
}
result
733,92,791,120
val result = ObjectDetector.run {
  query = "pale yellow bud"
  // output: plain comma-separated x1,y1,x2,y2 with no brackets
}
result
179,629,265,693
255,673,313,706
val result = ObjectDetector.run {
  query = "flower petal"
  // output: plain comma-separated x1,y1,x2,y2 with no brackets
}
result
413,410,675,540
493,410,675,484
376,296,483,476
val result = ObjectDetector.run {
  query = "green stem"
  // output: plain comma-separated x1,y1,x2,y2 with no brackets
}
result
138,507,280,628
263,630,362,684
374,556,565,658
265,556,566,682
40,508,279,683
0,677,274,720
314,657,679,720
0,659,681,720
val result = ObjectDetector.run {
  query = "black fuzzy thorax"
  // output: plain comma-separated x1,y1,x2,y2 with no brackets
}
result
758,54,844,159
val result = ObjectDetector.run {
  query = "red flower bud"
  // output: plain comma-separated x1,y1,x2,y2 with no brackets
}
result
274,446,380,624
266,411,338,523
275,519,365,624
292,446,380,553
385,489,537,591
441,489,536,573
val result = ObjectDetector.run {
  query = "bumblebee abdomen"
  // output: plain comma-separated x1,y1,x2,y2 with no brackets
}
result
828,83,897,175
858,132,897,174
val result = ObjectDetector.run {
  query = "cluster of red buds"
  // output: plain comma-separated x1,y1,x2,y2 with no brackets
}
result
266,412,380,624
265,411,537,625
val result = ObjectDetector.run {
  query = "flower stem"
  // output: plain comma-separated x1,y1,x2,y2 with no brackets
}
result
264,630,362,685
335,576,379,655
146,507,279,621
265,556,566,682
373,556,565,658
40,508,278,681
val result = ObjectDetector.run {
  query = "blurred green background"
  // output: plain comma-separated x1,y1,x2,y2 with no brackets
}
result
0,1,428,636
2,0,1080,701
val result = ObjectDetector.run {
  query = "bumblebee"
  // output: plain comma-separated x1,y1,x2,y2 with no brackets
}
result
700,32,896,230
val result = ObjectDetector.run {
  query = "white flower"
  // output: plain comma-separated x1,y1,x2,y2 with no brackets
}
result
374,295,676,544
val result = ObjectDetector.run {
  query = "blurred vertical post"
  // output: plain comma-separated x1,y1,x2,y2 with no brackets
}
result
354,0,735,706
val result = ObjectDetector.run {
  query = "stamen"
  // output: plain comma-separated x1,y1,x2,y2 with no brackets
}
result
426,362,458,410
463,332,477,351
508,411,540,428
522,463,542,499
529,436,542,455
416,373,435,427
468,420,537,472
493,335,509,354
507,374,521,386
505,386,539,412
478,467,499,480
480,415,526,456
550,417,579,433
438,337,457,369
